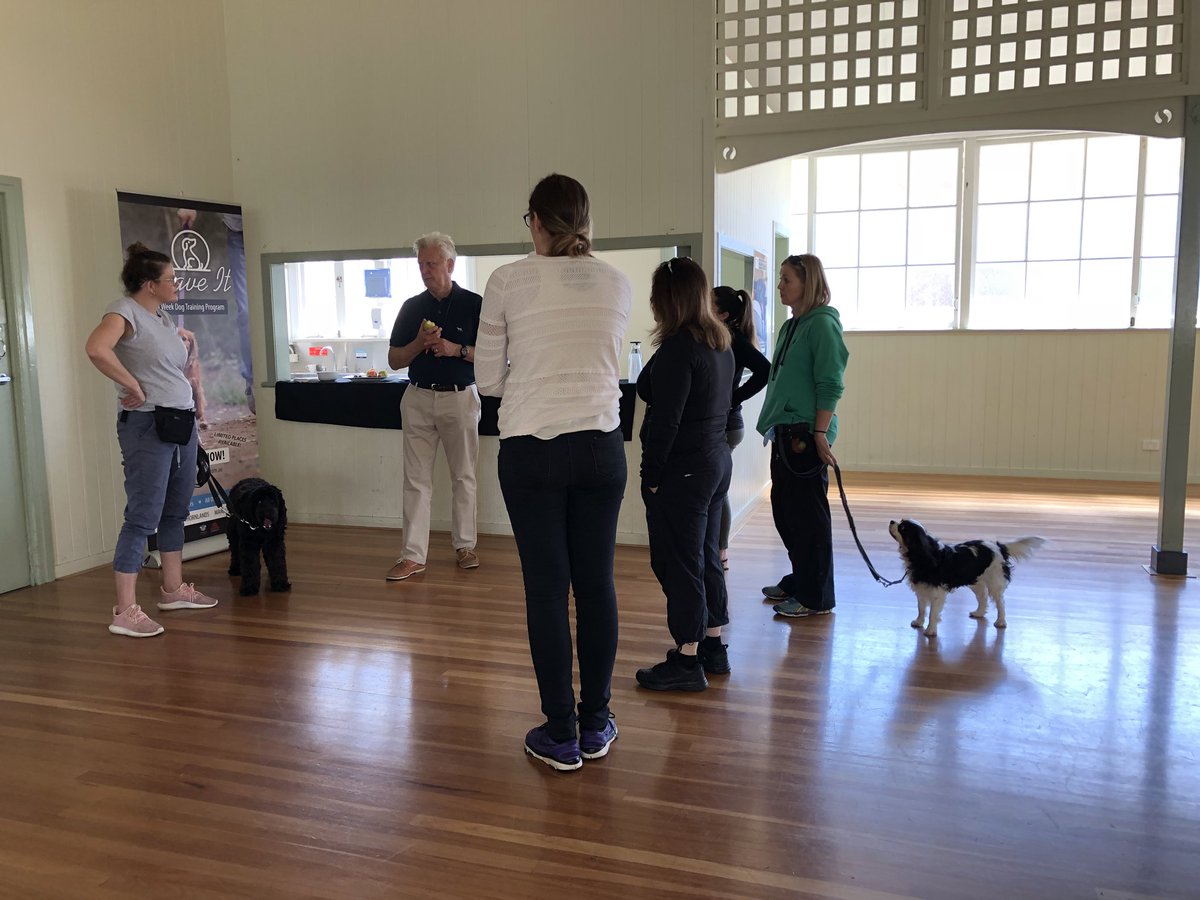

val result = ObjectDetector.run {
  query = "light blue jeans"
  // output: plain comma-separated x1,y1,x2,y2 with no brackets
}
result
113,410,197,573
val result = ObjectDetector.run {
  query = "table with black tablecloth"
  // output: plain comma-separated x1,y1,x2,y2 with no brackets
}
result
275,377,638,440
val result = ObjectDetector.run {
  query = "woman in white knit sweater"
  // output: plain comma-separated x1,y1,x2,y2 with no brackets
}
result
475,174,632,772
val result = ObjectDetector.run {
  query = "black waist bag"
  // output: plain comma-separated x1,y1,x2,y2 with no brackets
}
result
153,406,196,444
776,423,823,477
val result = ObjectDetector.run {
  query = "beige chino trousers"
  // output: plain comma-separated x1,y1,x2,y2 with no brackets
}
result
399,385,480,564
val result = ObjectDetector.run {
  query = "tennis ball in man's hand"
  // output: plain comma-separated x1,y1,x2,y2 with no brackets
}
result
422,320,438,332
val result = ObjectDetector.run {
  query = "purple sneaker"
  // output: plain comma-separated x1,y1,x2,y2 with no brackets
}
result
524,724,582,771
580,715,618,760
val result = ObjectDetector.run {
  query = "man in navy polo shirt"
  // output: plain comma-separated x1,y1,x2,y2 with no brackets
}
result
385,232,483,581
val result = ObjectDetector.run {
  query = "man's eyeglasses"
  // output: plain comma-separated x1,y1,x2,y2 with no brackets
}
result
522,212,533,228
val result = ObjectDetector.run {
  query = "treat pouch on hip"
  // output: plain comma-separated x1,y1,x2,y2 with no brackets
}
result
777,423,822,477
153,406,196,445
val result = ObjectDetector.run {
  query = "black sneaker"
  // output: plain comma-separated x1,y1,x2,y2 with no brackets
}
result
636,649,708,692
697,637,730,675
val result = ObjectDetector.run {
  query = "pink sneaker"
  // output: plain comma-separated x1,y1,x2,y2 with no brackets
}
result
109,604,164,638
158,582,219,611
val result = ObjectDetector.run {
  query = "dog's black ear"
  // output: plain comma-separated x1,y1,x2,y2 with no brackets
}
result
273,487,287,525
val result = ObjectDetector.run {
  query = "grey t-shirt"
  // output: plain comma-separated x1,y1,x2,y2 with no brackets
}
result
104,297,194,412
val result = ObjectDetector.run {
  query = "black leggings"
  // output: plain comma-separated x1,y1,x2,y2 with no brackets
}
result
770,442,835,611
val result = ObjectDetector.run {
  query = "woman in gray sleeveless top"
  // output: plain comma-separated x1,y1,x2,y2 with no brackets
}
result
84,243,219,637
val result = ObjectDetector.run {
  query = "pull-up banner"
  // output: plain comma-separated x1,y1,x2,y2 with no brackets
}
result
116,191,259,553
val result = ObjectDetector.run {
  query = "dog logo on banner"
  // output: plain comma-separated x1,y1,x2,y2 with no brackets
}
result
171,229,211,273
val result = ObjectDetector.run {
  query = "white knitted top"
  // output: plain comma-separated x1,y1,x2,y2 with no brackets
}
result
476,253,632,440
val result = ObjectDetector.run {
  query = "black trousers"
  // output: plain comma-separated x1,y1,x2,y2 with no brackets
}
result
770,441,836,611
643,450,732,647
498,428,626,741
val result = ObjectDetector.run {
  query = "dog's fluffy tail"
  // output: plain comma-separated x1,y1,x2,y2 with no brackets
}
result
1001,536,1046,561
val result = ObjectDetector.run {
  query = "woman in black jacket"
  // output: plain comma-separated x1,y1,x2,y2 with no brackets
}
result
711,286,770,571
635,258,735,691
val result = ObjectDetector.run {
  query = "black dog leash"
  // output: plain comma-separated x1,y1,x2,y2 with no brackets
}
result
774,437,905,587
830,463,906,587
197,446,260,531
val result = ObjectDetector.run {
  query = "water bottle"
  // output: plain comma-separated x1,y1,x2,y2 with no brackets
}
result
627,341,643,382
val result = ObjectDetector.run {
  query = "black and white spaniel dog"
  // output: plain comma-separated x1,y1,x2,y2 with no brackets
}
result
888,519,1044,638
226,477,290,596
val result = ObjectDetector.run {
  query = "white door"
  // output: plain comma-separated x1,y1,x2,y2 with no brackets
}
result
0,247,31,593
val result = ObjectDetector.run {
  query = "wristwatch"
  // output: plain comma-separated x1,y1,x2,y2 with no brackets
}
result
459,344,469,359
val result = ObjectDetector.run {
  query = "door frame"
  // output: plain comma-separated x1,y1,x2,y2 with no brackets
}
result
0,176,54,585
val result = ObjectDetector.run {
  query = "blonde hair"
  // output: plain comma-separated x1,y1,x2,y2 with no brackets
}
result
649,258,731,352
782,254,831,315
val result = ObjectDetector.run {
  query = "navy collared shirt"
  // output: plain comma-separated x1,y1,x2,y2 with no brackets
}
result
390,282,482,386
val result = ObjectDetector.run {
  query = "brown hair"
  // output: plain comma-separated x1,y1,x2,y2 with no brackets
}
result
712,285,757,347
649,257,731,352
782,253,832,314
528,173,592,258
120,242,170,295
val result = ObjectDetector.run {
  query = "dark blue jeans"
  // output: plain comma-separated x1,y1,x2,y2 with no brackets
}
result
498,427,626,741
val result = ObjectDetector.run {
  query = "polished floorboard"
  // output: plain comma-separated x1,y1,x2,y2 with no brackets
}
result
1,474,1197,899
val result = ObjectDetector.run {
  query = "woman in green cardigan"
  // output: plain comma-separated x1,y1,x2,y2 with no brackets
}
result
756,254,849,617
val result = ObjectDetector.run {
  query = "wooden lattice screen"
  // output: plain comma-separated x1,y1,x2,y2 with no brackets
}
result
716,0,1192,168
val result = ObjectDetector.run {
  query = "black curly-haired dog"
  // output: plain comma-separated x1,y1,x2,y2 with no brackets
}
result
226,477,291,595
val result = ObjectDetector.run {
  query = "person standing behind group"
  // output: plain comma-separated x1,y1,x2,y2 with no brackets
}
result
757,254,849,618
84,243,220,638
635,258,735,692
476,174,632,772
385,232,483,582
711,285,770,572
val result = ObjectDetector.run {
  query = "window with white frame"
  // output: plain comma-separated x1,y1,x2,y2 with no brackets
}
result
789,132,1184,330
793,146,960,329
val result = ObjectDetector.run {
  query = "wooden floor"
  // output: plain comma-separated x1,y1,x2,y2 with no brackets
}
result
1,474,1198,899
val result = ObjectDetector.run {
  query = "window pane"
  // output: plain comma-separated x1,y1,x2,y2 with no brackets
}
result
976,203,1028,261
978,142,1030,203
1079,259,1133,327
970,262,1026,328
814,211,859,266
816,155,860,211
1030,138,1084,200
1136,257,1176,328
1145,137,1182,195
1085,134,1140,197
860,210,907,265
1081,197,1135,258
289,260,338,338
908,207,957,264
906,265,957,327
791,158,810,212
789,214,810,254
1026,261,1080,324
857,267,906,327
860,151,908,209
826,268,859,327
909,147,959,207
1140,195,1179,256
1027,199,1082,260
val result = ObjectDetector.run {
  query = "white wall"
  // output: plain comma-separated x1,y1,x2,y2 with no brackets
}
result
222,0,713,544
1,0,235,576
714,158,793,529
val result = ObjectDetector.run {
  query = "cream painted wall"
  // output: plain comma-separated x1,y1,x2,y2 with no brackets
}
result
714,158,792,534
221,0,713,545
1,0,235,577
836,330,1200,482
